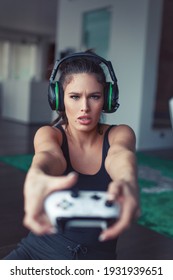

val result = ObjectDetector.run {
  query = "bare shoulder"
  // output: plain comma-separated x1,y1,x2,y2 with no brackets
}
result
34,125,61,140
110,124,136,137
108,124,136,150
34,125,63,151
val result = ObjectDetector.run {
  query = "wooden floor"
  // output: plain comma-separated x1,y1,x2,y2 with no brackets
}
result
0,118,173,260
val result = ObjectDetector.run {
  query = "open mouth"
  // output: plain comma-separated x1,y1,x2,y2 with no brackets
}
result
78,116,92,124
78,117,90,120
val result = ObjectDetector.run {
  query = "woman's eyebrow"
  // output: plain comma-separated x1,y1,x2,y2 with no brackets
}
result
68,92,81,95
68,91,101,95
88,92,102,95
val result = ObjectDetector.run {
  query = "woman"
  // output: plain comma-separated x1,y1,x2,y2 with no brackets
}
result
4,52,139,260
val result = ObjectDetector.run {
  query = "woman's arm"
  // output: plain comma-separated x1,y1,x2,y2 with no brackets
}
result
23,126,77,235
30,125,67,175
100,125,139,241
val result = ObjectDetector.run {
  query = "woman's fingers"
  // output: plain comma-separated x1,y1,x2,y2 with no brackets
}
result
99,180,139,241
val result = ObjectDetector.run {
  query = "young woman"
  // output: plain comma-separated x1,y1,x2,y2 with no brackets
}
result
4,52,139,260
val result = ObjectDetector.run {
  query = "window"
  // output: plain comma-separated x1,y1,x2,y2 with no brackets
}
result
82,8,111,58
0,40,38,81
0,41,10,80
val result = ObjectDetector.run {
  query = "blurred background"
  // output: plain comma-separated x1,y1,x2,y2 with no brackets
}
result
0,0,172,151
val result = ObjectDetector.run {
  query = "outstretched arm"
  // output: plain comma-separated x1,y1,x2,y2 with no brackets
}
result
100,125,139,241
23,126,77,235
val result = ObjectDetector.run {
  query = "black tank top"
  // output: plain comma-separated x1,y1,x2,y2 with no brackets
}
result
54,124,118,249
9,125,118,259
55,124,114,191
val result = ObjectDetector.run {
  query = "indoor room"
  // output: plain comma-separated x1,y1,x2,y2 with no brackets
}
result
0,0,173,260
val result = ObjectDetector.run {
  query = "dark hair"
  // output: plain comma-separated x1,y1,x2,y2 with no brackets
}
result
52,52,106,126
59,57,106,88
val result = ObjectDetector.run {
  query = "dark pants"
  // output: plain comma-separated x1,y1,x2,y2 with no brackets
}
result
4,232,117,260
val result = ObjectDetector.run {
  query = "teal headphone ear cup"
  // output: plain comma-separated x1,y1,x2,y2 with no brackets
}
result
48,81,119,113
103,82,119,113
48,82,64,111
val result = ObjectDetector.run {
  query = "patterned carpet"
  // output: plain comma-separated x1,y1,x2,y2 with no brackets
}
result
137,153,173,238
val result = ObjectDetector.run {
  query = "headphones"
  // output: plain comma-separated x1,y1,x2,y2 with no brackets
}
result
48,52,119,113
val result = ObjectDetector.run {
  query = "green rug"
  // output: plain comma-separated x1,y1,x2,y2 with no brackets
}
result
0,154,33,172
137,153,173,239
0,152,173,239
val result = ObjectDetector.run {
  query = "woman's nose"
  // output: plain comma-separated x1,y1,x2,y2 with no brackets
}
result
81,98,89,112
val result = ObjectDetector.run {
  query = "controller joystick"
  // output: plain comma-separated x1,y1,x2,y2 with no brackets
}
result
71,189,79,198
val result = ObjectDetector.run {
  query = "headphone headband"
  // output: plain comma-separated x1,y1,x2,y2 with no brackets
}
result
49,52,117,84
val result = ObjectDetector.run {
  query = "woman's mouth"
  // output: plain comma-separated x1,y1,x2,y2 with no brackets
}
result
78,116,92,125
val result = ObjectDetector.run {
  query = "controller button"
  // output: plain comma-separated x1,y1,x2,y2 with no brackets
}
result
105,200,114,207
91,194,101,200
71,190,79,198
57,199,73,210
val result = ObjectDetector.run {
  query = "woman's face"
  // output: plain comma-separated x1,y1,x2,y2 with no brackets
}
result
64,73,104,132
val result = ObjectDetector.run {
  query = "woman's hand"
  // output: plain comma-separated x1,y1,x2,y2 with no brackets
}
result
23,170,78,235
99,180,140,241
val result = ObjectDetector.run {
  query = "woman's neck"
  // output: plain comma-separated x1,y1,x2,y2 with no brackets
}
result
64,124,103,149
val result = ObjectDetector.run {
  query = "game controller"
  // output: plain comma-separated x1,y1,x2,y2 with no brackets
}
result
44,190,120,231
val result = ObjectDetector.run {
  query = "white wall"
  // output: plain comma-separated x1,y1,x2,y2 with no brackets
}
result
56,0,173,150
1,80,52,124
2,80,31,122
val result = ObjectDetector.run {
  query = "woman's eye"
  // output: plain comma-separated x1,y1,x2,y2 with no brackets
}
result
69,95,101,100
91,95,101,100
70,95,79,100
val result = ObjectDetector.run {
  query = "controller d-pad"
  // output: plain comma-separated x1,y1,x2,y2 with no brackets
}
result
56,199,73,210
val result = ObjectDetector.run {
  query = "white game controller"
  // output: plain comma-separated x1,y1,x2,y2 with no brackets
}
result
44,190,120,231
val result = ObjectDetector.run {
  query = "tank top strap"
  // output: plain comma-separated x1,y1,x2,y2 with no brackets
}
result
102,125,115,159
54,124,70,163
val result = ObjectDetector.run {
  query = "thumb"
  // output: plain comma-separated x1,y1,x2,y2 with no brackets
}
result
45,172,78,196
